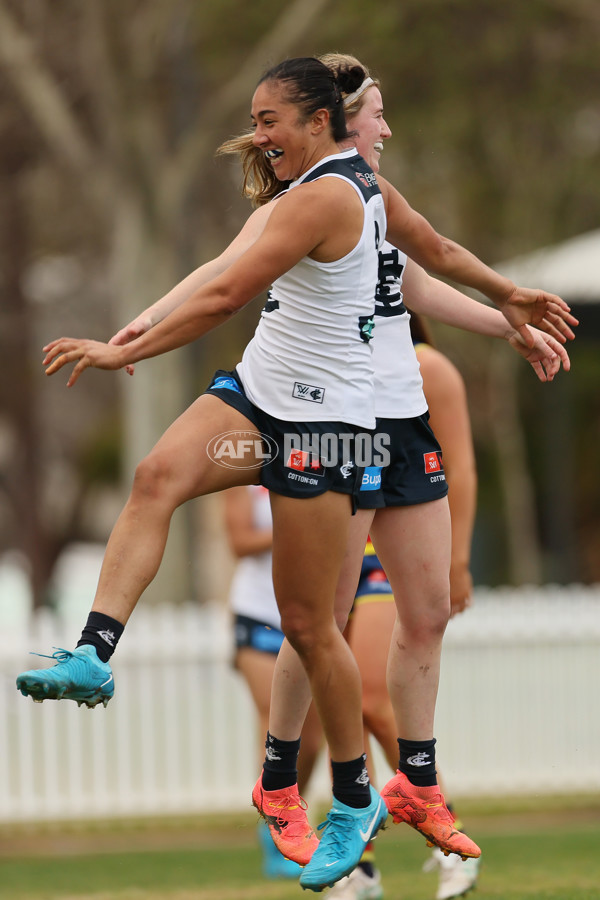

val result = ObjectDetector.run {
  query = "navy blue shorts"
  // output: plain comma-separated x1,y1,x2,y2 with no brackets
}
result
204,369,366,502
356,414,448,509
233,614,285,655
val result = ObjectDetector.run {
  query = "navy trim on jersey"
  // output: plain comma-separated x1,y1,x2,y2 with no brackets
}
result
285,150,383,346
300,152,382,204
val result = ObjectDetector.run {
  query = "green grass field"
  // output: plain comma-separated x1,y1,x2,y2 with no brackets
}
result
2,797,599,900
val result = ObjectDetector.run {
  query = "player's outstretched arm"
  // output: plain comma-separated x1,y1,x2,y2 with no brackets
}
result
42,180,349,386
379,178,578,346
494,284,578,346
402,261,570,380
107,203,276,374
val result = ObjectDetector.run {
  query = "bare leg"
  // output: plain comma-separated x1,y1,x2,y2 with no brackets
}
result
347,598,398,772
255,504,389,879
369,499,451,741
269,492,365,762
91,395,260,623
236,647,322,793
267,508,375,746
296,703,323,795
236,648,279,771
345,502,481,863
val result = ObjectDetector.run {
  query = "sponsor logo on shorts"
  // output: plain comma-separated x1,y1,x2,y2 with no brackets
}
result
424,450,443,473
287,471,320,486
360,466,382,491
286,449,325,477
292,382,325,403
210,375,242,394
207,431,278,469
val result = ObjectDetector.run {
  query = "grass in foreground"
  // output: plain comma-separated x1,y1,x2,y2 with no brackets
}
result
1,801,599,900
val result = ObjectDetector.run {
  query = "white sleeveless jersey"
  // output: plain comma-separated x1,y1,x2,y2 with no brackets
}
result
228,485,281,630
372,241,428,419
237,149,386,429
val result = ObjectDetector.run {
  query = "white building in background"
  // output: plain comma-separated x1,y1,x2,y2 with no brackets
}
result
497,228,600,303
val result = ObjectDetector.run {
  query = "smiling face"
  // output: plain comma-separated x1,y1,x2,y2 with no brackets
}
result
251,79,332,182
347,86,392,173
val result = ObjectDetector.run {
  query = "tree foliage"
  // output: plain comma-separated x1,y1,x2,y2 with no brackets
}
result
0,0,598,603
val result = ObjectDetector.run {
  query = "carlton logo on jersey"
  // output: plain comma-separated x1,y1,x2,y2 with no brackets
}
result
292,381,325,403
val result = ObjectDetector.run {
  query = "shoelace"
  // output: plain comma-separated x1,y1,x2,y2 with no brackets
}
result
273,793,311,833
316,811,355,859
29,647,74,662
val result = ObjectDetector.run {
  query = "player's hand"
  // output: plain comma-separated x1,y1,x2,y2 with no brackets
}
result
108,315,153,376
507,326,570,382
499,285,578,346
43,338,126,387
449,562,473,617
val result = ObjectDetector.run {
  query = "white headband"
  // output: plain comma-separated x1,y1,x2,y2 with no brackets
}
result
342,77,375,107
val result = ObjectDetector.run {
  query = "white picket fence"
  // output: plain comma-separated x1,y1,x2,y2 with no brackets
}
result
1,585,599,824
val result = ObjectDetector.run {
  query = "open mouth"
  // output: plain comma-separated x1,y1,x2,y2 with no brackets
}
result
265,148,284,160
374,142,384,153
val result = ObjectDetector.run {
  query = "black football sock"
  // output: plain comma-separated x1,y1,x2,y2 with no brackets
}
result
77,612,124,663
261,732,301,791
358,859,376,877
331,754,371,808
397,737,437,787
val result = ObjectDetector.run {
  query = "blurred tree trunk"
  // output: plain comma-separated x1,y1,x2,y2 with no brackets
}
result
0,159,58,605
108,193,194,604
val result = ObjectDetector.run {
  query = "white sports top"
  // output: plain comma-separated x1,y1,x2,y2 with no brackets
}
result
372,241,428,419
228,485,281,630
237,149,386,429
